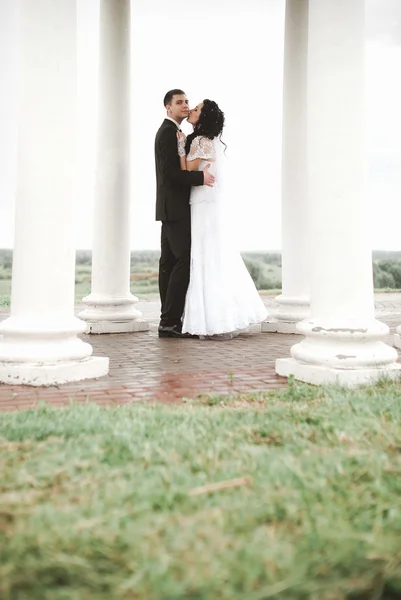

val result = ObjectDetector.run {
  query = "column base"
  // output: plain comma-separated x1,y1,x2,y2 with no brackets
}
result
79,293,149,334
394,334,401,349
262,317,300,335
0,356,109,386
261,320,301,334
84,319,149,334
262,294,310,335
276,357,401,387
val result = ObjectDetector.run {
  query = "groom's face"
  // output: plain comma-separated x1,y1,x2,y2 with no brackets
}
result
166,94,190,123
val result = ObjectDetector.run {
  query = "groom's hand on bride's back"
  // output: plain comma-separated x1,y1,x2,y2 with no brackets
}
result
203,164,215,187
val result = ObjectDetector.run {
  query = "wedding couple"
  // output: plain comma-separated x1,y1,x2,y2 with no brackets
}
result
155,89,267,339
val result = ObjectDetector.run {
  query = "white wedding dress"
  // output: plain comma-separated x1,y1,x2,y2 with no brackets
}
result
182,136,268,338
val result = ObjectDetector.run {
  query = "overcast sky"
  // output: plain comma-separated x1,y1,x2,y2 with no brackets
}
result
0,0,400,251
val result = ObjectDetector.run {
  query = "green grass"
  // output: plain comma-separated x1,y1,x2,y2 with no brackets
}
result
0,279,11,296
259,288,282,296
1,381,401,599
73,280,159,302
0,278,159,305
0,294,10,308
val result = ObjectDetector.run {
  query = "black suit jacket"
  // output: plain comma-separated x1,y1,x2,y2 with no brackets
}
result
155,119,204,221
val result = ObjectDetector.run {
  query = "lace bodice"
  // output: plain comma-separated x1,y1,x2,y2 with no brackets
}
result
187,136,215,162
188,137,219,204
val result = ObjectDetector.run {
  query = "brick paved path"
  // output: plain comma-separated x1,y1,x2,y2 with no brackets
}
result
0,294,400,411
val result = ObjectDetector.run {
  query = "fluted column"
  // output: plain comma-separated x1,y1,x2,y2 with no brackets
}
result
79,0,148,334
262,0,310,334
276,0,401,386
0,0,109,386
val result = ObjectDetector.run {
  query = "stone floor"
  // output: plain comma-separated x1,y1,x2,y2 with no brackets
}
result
0,294,400,412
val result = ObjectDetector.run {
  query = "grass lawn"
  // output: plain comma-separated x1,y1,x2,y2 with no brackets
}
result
1,381,401,599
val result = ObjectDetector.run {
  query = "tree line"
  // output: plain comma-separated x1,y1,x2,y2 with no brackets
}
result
1,249,401,290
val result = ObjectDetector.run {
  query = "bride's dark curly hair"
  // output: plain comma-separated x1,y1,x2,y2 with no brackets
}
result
185,99,227,154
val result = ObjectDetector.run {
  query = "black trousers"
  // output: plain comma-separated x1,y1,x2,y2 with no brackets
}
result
159,217,191,328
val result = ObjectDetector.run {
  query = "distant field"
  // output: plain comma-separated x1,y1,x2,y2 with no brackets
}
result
73,263,159,301
0,250,284,304
1,249,401,307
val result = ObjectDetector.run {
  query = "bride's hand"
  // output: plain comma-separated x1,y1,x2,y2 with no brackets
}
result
177,131,186,157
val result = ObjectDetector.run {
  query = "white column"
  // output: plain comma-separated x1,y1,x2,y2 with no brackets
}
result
0,0,109,386
79,0,148,334
276,0,401,386
262,0,310,334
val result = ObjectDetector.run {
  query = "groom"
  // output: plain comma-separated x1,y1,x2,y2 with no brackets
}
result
155,89,215,338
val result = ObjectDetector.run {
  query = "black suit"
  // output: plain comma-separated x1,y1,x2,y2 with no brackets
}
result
154,119,204,328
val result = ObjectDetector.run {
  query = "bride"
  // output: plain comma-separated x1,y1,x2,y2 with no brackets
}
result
177,99,268,338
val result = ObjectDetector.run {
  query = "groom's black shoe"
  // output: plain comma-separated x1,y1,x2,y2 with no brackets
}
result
158,325,198,339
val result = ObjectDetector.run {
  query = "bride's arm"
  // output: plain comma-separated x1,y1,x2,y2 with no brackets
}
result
177,132,188,171
177,135,214,171
186,158,201,172
177,132,202,171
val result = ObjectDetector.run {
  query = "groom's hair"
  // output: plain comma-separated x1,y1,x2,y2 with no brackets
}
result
163,89,186,107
